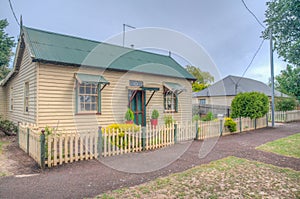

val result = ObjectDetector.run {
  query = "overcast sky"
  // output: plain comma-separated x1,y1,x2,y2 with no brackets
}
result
1,0,287,83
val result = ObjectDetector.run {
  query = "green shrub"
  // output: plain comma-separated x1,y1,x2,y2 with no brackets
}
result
224,117,237,132
0,116,17,134
106,123,140,134
125,108,134,121
192,114,200,122
231,92,269,119
164,115,174,125
105,123,141,149
275,98,297,111
201,112,215,121
151,109,159,119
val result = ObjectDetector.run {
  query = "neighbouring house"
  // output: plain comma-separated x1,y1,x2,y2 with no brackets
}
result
0,25,196,131
192,75,289,116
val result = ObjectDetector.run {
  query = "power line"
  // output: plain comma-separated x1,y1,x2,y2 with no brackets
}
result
8,0,20,26
236,39,265,87
241,0,265,29
235,0,266,87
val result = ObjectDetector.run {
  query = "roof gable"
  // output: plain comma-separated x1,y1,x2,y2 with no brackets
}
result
23,26,195,80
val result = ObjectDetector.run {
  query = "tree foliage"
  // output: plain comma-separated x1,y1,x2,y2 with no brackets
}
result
275,65,300,102
231,92,269,119
275,97,297,111
263,0,300,66
0,19,15,80
192,82,209,92
186,65,214,92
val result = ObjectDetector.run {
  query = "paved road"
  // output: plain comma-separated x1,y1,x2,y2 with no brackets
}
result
0,122,299,199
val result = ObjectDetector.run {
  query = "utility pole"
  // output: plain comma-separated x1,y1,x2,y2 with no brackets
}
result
270,29,275,127
123,24,136,47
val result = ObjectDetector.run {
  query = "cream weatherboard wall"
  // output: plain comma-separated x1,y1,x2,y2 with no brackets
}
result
1,47,37,124
0,87,5,117
37,63,193,131
194,96,235,106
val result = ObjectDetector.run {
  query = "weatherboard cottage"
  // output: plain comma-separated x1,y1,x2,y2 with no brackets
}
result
0,25,195,131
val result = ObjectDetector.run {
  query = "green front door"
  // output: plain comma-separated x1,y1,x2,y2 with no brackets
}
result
130,90,146,126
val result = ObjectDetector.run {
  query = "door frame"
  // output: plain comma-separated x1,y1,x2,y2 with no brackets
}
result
129,90,146,126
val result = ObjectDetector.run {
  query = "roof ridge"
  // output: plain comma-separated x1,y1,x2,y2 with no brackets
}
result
23,26,102,44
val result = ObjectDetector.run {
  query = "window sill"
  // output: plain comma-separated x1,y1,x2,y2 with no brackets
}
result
164,110,177,113
75,112,102,116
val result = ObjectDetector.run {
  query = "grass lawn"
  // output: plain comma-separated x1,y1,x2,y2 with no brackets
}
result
256,133,300,158
0,140,6,154
96,156,300,199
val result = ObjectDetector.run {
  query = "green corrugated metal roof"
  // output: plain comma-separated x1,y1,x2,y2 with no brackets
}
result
75,73,109,84
23,26,195,80
164,82,187,94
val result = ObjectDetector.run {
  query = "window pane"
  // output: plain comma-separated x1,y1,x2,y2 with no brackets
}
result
80,86,85,94
80,103,84,111
164,91,176,111
91,96,96,102
85,96,90,102
80,96,84,103
86,86,91,94
92,86,97,94
91,103,96,111
85,104,91,111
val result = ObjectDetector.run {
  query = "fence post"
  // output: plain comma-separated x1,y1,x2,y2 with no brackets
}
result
239,117,242,133
97,126,102,159
174,123,178,143
220,119,223,136
254,118,257,129
194,120,199,140
40,129,45,170
17,122,20,147
142,127,146,150
27,128,30,154
285,111,287,122
266,114,268,127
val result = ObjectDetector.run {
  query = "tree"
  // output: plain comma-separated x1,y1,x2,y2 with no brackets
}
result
231,92,269,119
0,19,15,80
186,65,214,92
275,65,300,102
192,82,208,92
263,0,300,66
275,97,297,111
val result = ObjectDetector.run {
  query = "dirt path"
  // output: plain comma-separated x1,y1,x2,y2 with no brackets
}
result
0,131,41,177
0,122,299,199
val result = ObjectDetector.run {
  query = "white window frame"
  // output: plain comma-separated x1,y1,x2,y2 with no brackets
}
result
24,82,29,113
9,86,14,111
199,99,206,105
164,88,178,113
77,82,99,113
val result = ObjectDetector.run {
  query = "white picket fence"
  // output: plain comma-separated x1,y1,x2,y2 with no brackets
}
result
46,130,98,167
269,110,300,122
18,116,268,168
18,123,42,166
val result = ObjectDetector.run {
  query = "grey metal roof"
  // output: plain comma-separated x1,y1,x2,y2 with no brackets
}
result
193,75,289,98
